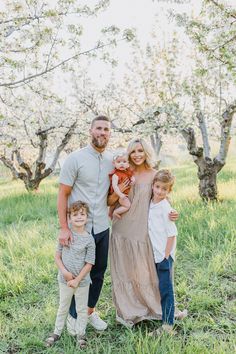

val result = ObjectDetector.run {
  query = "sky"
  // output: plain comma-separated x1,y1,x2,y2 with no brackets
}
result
76,0,202,86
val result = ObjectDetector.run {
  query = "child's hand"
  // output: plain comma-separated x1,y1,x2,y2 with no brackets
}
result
130,176,135,185
169,209,179,221
67,278,80,289
63,270,74,282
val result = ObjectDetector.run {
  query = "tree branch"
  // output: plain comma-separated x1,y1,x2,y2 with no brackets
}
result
197,111,211,158
46,120,78,174
181,127,204,163
215,101,236,166
0,37,126,88
13,148,32,178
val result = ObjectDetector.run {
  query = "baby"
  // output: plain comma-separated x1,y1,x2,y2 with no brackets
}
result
109,150,135,218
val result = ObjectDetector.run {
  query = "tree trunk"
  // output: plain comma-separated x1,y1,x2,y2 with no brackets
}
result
197,162,219,201
24,178,41,192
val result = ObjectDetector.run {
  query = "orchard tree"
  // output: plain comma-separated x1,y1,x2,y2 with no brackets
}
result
174,0,236,80
0,0,134,90
0,85,89,191
0,0,135,189
116,27,236,201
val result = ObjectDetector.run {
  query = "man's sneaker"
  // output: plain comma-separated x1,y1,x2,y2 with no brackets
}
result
88,312,107,330
66,314,77,336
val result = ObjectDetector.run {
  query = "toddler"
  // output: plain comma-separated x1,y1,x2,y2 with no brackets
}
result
148,169,177,334
109,150,135,218
45,201,95,349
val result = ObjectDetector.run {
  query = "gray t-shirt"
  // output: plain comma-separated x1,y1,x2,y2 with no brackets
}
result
56,231,95,286
59,144,113,234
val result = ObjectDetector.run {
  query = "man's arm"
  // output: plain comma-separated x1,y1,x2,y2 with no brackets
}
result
58,183,73,246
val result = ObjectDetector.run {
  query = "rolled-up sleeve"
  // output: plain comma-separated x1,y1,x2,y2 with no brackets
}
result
85,238,96,265
59,152,78,186
163,203,178,237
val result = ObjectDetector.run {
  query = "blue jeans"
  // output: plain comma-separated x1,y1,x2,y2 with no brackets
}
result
69,228,109,319
155,257,174,325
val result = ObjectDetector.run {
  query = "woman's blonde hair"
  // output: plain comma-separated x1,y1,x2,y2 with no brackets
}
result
127,137,156,168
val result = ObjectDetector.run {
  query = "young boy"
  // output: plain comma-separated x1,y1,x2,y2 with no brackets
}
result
148,169,177,334
46,201,95,348
108,150,135,219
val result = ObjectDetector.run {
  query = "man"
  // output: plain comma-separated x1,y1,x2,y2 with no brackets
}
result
58,115,129,332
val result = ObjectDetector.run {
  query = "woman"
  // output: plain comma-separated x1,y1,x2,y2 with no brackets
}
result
109,138,182,327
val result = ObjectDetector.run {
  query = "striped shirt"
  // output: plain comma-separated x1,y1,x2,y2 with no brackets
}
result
56,231,95,286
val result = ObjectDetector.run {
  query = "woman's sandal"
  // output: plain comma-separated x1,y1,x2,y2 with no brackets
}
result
45,333,60,347
77,337,87,349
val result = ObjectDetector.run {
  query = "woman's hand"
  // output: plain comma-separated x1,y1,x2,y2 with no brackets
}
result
169,210,179,221
119,178,130,192
107,178,131,206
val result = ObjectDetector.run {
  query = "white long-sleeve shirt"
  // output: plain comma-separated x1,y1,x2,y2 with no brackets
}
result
148,199,178,263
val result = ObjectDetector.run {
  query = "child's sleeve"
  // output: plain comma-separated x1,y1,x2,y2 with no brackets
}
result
85,237,96,265
163,202,178,237
56,242,63,253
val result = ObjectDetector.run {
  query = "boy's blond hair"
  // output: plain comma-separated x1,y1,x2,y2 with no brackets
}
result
153,169,175,191
67,201,89,216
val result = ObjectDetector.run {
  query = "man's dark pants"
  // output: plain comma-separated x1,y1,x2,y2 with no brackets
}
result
155,256,174,325
69,228,109,319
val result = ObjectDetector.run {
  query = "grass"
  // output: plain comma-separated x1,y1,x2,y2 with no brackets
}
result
0,160,236,353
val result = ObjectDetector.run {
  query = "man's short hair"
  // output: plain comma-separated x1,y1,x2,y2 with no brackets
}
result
91,115,111,127
67,201,89,216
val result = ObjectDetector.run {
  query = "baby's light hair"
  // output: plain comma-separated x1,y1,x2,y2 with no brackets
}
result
67,200,89,216
113,150,128,162
153,169,175,191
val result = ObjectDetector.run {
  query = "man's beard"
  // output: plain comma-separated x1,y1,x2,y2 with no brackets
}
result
92,136,108,149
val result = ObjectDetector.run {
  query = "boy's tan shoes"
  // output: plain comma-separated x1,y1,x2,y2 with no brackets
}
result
77,335,87,349
88,312,107,330
45,333,60,347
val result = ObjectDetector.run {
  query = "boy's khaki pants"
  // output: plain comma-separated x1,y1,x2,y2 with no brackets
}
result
54,282,89,337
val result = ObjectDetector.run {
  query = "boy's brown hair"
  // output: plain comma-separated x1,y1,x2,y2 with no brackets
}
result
153,169,175,191
67,201,89,216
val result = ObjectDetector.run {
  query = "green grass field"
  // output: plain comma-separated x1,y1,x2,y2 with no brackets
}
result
0,161,235,354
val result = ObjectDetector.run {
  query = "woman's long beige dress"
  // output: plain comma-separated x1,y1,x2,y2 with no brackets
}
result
110,180,162,325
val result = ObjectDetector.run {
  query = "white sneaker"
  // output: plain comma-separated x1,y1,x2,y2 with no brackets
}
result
88,312,107,330
66,314,77,336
